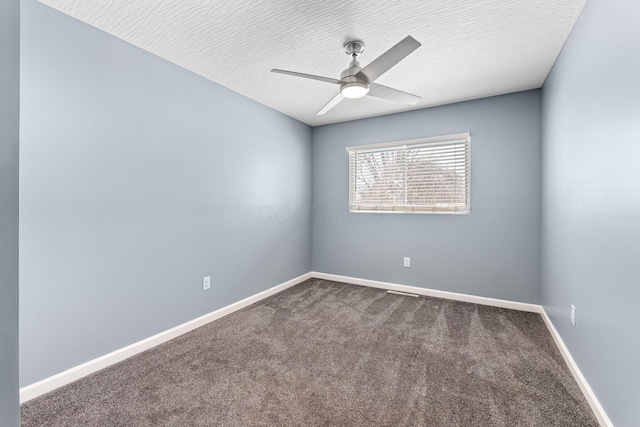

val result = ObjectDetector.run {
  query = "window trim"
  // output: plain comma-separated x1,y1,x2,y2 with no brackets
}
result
345,132,471,215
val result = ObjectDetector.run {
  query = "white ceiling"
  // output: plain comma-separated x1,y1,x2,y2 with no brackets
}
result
40,0,586,127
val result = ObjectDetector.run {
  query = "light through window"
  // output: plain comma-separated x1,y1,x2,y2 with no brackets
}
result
346,133,470,214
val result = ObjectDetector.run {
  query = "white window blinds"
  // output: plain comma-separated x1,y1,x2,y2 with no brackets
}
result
346,133,470,214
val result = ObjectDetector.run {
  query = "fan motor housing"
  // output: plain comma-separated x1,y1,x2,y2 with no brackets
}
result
340,64,364,81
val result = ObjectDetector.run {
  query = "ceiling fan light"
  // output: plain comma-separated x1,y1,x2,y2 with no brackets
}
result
340,82,369,99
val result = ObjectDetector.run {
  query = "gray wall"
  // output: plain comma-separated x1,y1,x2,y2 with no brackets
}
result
312,91,541,303
541,0,640,425
0,0,20,424
20,0,312,387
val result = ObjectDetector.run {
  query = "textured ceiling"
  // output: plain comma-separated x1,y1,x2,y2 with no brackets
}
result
40,0,586,126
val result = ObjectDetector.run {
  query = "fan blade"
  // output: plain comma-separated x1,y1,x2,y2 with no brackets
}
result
271,69,340,85
368,83,421,105
317,93,344,115
356,36,421,82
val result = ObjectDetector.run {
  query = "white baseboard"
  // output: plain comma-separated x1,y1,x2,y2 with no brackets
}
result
310,271,542,313
311,272,611,426
19,272,312,403
539,309,613,427
20,270,612,427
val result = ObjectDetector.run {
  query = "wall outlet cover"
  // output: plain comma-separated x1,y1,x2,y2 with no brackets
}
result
203,276,211,291
403,257,411,268
570,304,576,326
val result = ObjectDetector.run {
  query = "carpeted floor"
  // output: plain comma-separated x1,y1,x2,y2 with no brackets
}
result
21,279,599,426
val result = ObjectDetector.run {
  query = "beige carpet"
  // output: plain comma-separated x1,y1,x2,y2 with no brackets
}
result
21,279,599,426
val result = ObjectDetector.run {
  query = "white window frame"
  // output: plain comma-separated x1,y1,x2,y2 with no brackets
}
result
346,132,471,214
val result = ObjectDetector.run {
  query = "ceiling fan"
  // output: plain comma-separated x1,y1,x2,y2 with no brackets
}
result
271,36,422,115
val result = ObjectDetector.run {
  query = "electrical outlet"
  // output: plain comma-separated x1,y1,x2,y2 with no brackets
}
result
570,304,576,326
403,257,411,268
202,276,211,291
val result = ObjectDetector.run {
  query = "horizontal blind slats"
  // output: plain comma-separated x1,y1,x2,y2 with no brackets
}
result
349,134,470,214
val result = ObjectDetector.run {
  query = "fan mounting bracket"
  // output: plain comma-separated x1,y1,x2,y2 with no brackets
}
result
344,40,365,57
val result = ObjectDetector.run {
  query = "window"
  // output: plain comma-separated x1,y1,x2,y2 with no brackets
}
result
346,133,470,214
